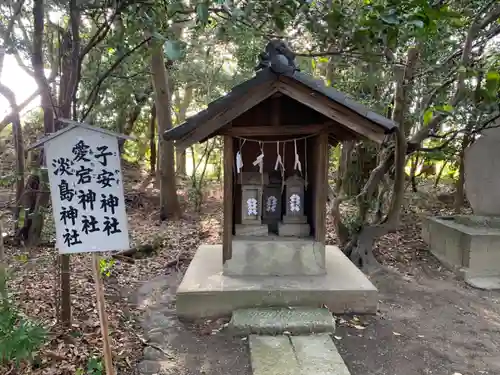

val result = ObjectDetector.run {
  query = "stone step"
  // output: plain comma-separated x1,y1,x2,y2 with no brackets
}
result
249,334,351,375
250,335,300,375
229,307,335,336
292,334,350,375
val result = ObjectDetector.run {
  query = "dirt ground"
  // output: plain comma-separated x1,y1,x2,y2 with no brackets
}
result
132,190,500,375
337,268,500,375
4,172,500,374
133,261,500,375
133,272,252,375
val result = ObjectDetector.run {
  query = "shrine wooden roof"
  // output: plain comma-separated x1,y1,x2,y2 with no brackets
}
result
164,56,397,150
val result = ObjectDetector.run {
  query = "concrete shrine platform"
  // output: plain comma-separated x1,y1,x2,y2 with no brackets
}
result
176,244,378,319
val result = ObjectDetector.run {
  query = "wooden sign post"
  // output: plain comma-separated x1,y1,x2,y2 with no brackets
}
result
92,253,115,375
29,119,133,375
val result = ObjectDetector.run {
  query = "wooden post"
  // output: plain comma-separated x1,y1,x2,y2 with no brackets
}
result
60,254,71,327
314,131,329,244
222,135,233,263
0,219,6,304
92,254,115,375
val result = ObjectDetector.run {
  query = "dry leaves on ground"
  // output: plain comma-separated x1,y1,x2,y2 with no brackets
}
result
0,172,223,375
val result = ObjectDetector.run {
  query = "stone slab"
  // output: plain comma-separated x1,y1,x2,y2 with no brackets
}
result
235,224,269,236
248,334,352,375
278,223,310,237
176,245,378,319
283,215,308,224
464,126,500,215
465,276,500,290
224,237,325,276
249,336,300,375
291,334,351,375
229,307,335,335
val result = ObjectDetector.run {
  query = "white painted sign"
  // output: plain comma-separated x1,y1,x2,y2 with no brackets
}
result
44,126,130,254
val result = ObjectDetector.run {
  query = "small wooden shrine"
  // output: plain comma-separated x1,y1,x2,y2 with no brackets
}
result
166,40,397,319
163,40,397,296
165,40,396,269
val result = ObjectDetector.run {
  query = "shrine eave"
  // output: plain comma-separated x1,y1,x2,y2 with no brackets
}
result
164,64,398,149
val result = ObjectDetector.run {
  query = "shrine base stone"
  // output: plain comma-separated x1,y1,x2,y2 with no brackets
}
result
422,215,500,289
234,224,269,236
224,236,323,276
176,244,378,319
278,223,310,237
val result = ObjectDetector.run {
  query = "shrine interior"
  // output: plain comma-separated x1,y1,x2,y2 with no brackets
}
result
225,94,335,240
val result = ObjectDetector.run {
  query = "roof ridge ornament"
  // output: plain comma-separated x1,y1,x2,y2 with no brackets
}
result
255,39,300,74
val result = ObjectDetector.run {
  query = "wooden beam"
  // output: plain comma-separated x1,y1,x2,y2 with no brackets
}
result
276,78,385,144
176,82,278,150
222,135,233,263
271,97,280,126
314,131,329,244
218,124,328,137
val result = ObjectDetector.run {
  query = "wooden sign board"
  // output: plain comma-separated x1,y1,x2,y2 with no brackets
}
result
42,124,130,254
29,120,133,375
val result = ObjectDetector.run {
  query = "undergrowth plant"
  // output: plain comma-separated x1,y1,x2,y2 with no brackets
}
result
0,270,47,367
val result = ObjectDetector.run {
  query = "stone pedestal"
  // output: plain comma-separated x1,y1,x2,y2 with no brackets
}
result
224,236,325,276
235,224,268,236
176,244,379,319
278,223,310,237
238,172,269,236
279,175,310,237
422,215,500,289
262,172,282,233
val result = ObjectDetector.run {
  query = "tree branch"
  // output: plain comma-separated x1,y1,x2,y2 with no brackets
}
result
80,37,151,121
409,1,500,146
0,0,26,76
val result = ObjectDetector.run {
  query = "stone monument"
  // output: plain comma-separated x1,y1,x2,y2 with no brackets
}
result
464,127,500,216
278,174,310,237
235,171,269,236
422,126,500,289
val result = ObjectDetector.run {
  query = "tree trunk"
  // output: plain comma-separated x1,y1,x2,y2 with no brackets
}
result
454,135,471,213
434,160,448,187
149,37,180,220
149,104,157,174
174,85,193,176
118,94,150,153
336,141,353,195
0,84,25,228
344,47,417,269
409,153,420,193
176,150,186,176
341,142,378,197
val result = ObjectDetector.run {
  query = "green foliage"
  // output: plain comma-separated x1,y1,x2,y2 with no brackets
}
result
86,356,104,375
99,258,116,278
164,40,186,61
75,356,104,375
0,271,47,366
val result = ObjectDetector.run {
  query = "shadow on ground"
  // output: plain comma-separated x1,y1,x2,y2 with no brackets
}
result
133,272,251,375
